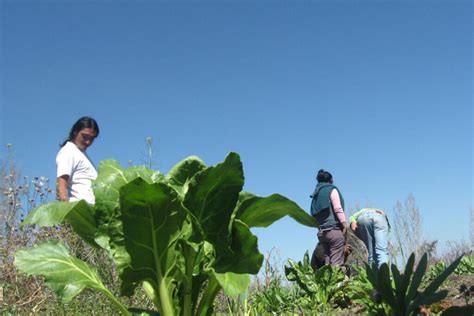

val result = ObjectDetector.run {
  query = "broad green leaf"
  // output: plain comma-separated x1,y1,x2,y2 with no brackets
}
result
119,178,186,303
93,160,163,212
93,160,131,210
214,219,263,274
14,240,106,302
212,271,250,297
93,210,130,275
235,192,317,228
183,152,244,255
166,155,207,197
23,200,98,247
93,160,162,273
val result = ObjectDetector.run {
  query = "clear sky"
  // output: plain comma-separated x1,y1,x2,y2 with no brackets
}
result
1,0,472,263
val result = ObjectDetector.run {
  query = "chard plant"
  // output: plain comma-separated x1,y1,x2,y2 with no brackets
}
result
14,152,316,315
365,252,464,316
284,251,345,306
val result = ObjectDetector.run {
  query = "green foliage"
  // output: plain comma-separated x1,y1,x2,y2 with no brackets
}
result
15,152,316,316
421,261,446,288
453,252,474,275
365,252,464,316
344,265,389,315
284,251,345,306
250,278,300,314
243,250,306,314
420,252,473,290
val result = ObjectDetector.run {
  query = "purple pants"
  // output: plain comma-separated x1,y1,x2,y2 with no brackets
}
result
317,229,345,266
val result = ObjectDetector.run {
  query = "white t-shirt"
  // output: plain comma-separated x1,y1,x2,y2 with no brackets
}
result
56,141,98,204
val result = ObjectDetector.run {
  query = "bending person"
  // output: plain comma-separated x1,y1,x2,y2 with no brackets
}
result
349,208,390,267
56,116,100,205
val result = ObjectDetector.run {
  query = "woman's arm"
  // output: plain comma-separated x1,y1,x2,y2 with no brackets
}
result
56,175,70,201
330,189,347,224
330,189,348,235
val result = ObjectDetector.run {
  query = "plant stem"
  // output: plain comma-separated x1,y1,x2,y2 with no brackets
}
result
196,276,221,316
149,204,174,316
100,288,132,316
183,244,197,316
158,277,175,316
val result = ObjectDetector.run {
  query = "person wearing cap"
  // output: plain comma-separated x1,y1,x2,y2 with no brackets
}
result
310,169,349,266
349,208,390,267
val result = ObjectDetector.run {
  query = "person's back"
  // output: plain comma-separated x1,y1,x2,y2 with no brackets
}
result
310,169,348,266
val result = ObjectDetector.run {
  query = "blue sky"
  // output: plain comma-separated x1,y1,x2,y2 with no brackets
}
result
1,0,472,263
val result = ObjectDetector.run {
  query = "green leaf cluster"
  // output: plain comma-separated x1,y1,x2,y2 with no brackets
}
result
250,281,302,314
365,252,464,316
284,251,345,306
454,252,474,275
420,261,446,289
15,153,316,316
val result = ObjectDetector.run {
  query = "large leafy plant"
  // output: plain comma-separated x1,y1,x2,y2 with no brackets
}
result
14,153,316,315
365,252,464,316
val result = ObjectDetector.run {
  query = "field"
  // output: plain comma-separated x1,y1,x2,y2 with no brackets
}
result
1,150,473,315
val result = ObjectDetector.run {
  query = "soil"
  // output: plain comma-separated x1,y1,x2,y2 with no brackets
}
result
434,274,474,312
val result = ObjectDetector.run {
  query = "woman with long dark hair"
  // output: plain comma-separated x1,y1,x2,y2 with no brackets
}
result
56,116,99,204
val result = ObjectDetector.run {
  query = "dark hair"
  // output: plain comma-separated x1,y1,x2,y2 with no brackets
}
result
60,116,100,147
316,169,333,183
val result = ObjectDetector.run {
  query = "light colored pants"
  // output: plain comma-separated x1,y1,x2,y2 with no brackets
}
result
357,210,389,267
